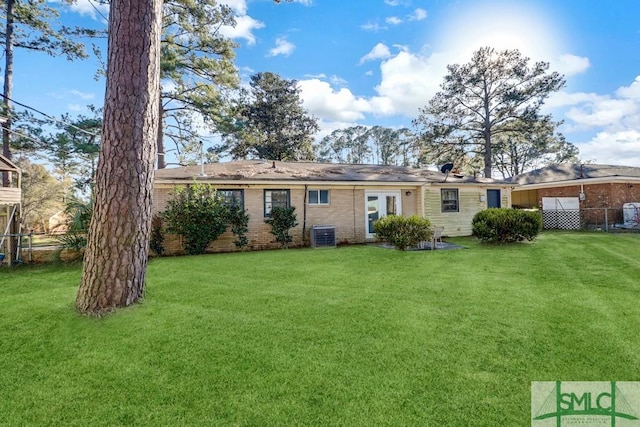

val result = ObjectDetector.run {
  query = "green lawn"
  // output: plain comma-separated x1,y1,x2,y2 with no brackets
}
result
1,232,639,426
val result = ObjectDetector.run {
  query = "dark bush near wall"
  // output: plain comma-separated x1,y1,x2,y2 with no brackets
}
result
373,215,433,250
149,214,165,256
265,207,298,248
472,208,542,243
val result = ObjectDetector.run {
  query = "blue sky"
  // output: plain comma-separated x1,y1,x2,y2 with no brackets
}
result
11,0,640,169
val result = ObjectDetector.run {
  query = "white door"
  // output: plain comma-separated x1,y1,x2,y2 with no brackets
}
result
366,191,402,238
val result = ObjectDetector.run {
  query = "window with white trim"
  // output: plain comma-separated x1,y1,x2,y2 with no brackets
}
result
308,189,330,205
441,188,459,212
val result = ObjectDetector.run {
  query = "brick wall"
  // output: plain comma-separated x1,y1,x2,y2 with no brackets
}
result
153,183,421,254
537,182,640,208
536,182,640,227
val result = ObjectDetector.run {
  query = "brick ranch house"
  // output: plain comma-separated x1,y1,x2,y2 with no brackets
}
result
153,160,512,254
508,163,640,229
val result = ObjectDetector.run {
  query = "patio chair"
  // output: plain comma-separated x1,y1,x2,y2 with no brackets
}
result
431,226,444,250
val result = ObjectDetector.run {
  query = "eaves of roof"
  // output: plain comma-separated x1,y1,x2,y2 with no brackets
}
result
513,175,640,190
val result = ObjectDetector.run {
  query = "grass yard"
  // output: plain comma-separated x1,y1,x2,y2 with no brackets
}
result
1,232,639,426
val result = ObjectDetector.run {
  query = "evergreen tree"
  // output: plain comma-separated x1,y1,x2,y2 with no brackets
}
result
1,0,87,184
414,47,566,178
76,0,163,315
223,72,319,161
158,0,239,168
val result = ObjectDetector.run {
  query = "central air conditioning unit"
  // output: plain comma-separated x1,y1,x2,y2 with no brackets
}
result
310,225,336,248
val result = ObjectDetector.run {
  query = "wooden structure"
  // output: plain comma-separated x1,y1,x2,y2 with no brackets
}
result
0,154,21,265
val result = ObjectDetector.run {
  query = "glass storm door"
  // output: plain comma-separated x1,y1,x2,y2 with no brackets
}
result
366,192,401,237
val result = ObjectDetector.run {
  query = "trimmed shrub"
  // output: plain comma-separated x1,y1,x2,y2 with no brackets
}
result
162,184,228,255
265,206,298,248
373,215,433,250
472,208,542,243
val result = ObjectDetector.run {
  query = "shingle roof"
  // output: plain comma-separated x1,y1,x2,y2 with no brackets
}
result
155,160,503,184
506,163,640,185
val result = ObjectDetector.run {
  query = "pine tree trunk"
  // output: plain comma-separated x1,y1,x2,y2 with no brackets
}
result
156,95,166,169
2,0,15,187
76,0,163,315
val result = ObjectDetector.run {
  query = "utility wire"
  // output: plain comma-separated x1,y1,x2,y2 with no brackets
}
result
87,0,109,23
0,93,99,137
1,125,45,147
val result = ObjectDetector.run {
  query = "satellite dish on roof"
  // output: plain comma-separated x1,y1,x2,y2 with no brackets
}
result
440,162,454,174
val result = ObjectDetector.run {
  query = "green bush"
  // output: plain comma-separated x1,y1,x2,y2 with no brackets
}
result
227,204,249,249
162,184,229,255
373,215,433,250
55,199,93,254
150,214,165,256
265,207,298,248
472,208,542,243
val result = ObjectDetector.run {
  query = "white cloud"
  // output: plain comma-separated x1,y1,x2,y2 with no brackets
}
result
330,75,348,86
556,75,640,167
384,0,411,5
545,91,603,109
297,79,373,122
220,15,265,45
408,8,427,21
577,130,640,166
374,50,448,116
553,54,590,76
616,76,640,99
219,0,248,15
359,43,392,64
267,37,295,57
566,98,638,128
70,90,95,101
218,0,264,45
361,22,386,32
304,73,327,79
386,16,403,25
68,0,109,21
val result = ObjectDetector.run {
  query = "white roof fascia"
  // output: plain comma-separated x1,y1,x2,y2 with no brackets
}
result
514,176,640,190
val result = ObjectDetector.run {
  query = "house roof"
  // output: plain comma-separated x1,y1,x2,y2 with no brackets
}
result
154,160,504,185
507,163,640,186
0,153,19,173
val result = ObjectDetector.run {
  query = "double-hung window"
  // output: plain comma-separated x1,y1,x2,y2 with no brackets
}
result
441,189,459,212
264,189,290,216
308,189,329,205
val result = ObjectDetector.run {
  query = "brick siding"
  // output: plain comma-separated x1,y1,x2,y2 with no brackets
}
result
153,184,421,254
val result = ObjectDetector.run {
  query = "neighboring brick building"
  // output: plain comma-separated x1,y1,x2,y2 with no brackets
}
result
154,160,512,254
508,164,640,229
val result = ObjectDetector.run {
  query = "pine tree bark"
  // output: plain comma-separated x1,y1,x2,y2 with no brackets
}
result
76,0,163,315
2,0,15,187
156,95,166,169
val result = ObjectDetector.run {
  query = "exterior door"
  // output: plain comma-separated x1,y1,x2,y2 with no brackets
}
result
366,191,402,237
487,189,501,208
